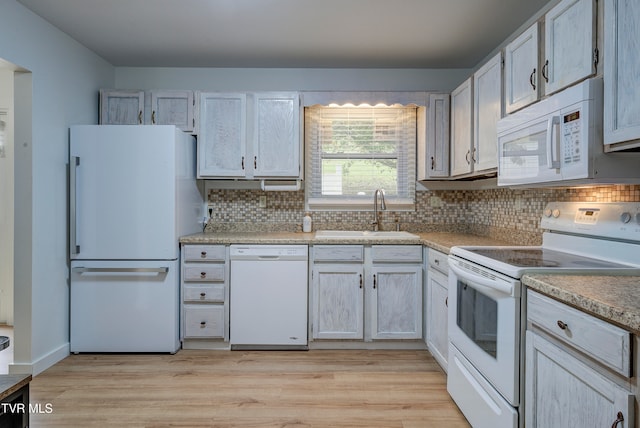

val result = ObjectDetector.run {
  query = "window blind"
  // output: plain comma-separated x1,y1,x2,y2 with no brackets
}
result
305,105,416,210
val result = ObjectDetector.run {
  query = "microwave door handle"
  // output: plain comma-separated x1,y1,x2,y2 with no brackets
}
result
546,116,561,169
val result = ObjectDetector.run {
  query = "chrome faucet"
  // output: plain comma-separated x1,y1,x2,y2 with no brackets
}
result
372,188,387,231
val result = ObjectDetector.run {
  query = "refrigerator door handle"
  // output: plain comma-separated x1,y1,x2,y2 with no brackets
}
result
72,267,170,274
70,156,80,255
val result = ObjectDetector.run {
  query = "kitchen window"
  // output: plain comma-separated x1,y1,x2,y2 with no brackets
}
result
305,104,416,210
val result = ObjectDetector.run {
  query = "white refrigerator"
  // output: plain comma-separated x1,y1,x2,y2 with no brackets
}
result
69,125,202,353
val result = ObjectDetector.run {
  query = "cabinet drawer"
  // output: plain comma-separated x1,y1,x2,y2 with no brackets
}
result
183,265,225,282
372,245,422,263
313,245,363,262
183,284,225,303
428,249,449,274
527,290,631,377
183,245,226,262
184,305,225,338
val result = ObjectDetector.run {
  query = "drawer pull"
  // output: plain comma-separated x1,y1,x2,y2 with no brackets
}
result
373,274,377,289
611,411,624,428
200,321,206,327
200,251,207,258
434,259,440,265
359,274,363,289
556,320,568,330
200,292,206,298
200,272,207,279
445,297,448,307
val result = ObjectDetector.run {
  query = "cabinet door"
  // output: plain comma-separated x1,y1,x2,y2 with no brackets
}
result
450,77,473,177
544,0,597,95
426,268,448,372
312,264,364,339
505,23,539,114
421,93,450,179
253,92,301,178
473,52,502,173
197,93,247,178
99,89,144,124
151,90,195,132
370,265,422,340
526,331,634,428
604,0,640,150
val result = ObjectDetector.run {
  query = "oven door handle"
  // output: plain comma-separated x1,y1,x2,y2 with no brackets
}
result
449,262,514,296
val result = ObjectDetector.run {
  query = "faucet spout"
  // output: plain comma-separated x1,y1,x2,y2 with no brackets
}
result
373,188,386,231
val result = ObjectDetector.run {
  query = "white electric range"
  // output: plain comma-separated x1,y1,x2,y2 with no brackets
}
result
446,202,640,428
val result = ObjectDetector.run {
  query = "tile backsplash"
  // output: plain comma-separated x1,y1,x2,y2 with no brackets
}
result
205,184,640,246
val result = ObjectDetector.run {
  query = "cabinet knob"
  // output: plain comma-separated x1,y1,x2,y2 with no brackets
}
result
200,272,207,279
200,251,207,258
200,321,206,327
556,320,568,330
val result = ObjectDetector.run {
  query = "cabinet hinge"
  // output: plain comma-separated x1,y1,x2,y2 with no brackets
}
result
593,48,599,67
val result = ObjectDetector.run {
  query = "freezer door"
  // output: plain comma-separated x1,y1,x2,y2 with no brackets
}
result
70,260,180,353
70,125,183,260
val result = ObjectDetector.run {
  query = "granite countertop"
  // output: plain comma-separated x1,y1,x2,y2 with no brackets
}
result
0,374,31,401
179,231,511,253
523,274,640,335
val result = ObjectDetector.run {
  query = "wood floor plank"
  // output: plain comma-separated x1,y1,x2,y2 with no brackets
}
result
28,349,470,427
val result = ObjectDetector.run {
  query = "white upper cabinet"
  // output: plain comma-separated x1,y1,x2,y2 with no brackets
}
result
544,0,597,95
604,0,640,151
473,52,502,173
505,23,540,114
253,93,301,178
418,93,450,180
197,92,301,179
150,90,195,132
450,77,473,177
99,89,144,125
198,93,247,178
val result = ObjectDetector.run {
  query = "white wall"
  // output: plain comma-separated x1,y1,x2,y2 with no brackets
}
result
115,67,471,93
0,68,14,325
0,0,114,374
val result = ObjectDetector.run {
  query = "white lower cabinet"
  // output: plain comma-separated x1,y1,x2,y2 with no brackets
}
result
425,249,449,371
180,244,229,348
526,290,635,428
311,245,423,343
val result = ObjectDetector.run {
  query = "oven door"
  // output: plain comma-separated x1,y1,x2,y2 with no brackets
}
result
447,256,521,406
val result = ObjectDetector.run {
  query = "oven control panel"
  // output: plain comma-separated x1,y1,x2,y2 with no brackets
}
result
541,202,640,241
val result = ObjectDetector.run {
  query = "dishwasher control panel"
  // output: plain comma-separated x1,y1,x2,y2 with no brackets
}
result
230,245,308,260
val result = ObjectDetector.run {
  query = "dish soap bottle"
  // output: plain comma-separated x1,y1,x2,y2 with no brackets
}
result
302,212,312,233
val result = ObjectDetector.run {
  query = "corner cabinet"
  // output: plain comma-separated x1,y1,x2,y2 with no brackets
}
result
99,89,145,125
418,93,450,180
197,91,302,179
526,290,634,428
99,89,195,132
604,0,640,151
310,245,423,343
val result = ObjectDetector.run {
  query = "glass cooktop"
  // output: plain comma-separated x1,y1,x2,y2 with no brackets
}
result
468,247,629,269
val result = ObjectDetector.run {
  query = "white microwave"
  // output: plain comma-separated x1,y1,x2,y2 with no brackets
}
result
497,78,640,187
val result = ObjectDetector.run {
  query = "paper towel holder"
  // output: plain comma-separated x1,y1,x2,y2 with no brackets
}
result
260,180,302,192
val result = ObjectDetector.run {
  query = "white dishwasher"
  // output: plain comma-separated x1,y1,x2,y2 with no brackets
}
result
229,245,308,349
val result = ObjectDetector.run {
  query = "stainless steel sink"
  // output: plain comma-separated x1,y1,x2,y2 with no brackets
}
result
314,230,420,240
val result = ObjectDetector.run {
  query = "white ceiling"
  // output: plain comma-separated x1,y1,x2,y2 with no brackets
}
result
17,0,552,69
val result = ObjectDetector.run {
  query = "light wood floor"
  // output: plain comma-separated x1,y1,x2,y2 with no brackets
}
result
29,349,470,427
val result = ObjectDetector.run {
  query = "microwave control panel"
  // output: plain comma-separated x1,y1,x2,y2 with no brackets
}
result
562,110,582,165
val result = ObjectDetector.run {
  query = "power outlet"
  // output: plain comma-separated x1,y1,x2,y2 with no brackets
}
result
429,196,443,208
259,195,267,208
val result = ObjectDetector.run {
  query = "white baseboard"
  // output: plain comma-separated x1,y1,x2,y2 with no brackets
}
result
9,342,69,376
